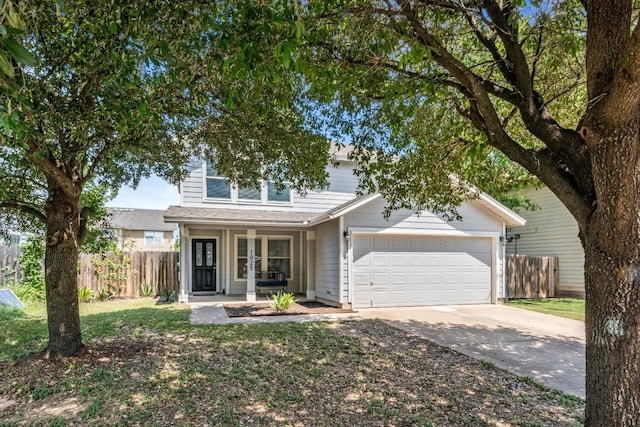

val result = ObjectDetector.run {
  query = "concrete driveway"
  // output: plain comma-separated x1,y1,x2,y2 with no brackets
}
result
357,304,585,398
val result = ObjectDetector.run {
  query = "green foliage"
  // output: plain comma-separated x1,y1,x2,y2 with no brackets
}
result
80,185,118,255
140,282,155,298
92,250,131,298
97,284,122,302
268,290,297,313
16,238,44,301
159,289,176,303
78,286,93,303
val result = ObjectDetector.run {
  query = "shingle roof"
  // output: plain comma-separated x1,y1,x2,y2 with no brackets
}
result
107,208,176,231
163,192,525,228
164,206,324,225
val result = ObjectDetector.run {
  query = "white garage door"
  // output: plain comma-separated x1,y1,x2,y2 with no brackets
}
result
352,235,492,308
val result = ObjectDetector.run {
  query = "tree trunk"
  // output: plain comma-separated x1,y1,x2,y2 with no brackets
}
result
44,184,84,356
584,243,640,425
581,116,640,425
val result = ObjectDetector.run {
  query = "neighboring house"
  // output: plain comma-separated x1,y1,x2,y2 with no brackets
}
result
107,208,176,252
2,232,30,246
164,147,525,307
505,187,585,297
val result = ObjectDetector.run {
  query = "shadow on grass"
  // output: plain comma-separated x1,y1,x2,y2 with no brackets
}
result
1,302,192,361
0,305,48,361
80,305,192,341
0,318,584,427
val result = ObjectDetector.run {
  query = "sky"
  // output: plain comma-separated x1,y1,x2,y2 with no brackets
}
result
106,175,180,210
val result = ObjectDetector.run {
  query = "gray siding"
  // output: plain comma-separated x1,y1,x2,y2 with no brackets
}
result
180,160,358,211
314,219,341,304
342,198,503,233
181,165,204,206
342,198,506,300
506,187,585,296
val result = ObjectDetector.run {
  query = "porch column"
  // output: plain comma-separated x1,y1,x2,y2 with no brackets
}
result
178,225,189,304
246,229,256,302
306,231,316,299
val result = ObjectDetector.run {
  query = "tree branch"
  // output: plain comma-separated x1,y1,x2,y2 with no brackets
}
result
0,202,47,223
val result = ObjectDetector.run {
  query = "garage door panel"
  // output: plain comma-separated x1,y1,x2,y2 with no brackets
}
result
409,272,425,284
390,254,407,267
352,235,492,308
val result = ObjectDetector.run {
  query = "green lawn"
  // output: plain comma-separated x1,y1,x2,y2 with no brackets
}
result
505,298,585,321
0,300,584,426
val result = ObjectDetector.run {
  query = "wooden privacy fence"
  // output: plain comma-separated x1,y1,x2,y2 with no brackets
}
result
0,246,22,285
506,254,558,299
78,251,179,297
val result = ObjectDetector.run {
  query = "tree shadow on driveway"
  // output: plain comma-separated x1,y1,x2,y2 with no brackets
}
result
379,318,585,398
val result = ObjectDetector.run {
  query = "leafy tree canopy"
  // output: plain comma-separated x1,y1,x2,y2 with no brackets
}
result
219,0,589,213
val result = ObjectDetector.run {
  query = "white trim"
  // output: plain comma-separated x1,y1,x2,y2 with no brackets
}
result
478,193,526,227
308,194,381,226
348,227,500,306
179,224,188,303
491,235,498,304
234,234,294,281
299,231,304,294
339,216,345,304
349,227,501,238
201,160,293,207
347,229,354,306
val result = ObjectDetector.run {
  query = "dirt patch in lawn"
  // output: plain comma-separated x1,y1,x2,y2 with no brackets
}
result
1,315,584,426
224,301,356,317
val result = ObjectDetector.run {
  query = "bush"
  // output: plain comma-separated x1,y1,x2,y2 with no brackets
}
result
159,289,176,303
15,239,45,302
140,283,154,297
268,290,297,313
78,287,93,303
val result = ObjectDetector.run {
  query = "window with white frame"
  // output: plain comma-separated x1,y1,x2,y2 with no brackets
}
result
205,162,231,199
267,182,291,202
144,231,164,246
235,235,292,280
205,161,291,204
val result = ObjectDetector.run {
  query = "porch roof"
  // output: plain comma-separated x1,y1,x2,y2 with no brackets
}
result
163,205,323,226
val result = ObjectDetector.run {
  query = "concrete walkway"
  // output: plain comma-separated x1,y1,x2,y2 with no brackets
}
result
190,303,585,398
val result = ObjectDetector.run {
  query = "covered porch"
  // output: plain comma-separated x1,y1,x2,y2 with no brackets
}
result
172,220,317,305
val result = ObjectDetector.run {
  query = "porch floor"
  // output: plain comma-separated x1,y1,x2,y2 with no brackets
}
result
187,293,310,305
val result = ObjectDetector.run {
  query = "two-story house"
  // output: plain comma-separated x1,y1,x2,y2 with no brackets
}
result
164,146,525,308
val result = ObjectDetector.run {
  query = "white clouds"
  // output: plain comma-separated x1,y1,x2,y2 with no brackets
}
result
107,176,180,210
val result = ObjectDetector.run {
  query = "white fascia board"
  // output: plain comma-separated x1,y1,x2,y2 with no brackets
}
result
477,193,526,227
309,194,381,226
348,227,501,238
163,218,311,227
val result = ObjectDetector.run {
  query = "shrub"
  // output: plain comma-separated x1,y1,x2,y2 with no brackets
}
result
78,287,94,303
97,285,116,301
268,290,297,313
140,283,154,297
159,289,176,303
15,239,45,302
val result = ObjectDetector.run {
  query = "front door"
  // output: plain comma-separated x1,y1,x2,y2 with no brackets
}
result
192,239,216,292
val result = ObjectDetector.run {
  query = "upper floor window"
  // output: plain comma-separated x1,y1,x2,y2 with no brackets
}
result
204,161,291,204
206,162,231,199
144,231,164,246
267,182,290,202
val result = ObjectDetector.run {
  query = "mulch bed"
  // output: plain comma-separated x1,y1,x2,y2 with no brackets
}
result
224,301,356,317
